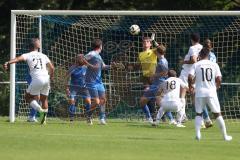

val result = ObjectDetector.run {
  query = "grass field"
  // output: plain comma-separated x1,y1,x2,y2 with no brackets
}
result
0,118,239,160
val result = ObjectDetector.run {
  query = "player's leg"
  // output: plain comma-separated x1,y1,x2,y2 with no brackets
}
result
86,85,100,125
68,88,77,121
98,83,107,125
25,92,38,122
208,97,232,141
27,81,44,113
195,97,205,140
179,72,188,122
38,80,50,125
175,100,186,127
202,106,213,128
139,96,152,123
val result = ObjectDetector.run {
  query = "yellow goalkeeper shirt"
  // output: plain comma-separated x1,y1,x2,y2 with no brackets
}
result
138,48,157,77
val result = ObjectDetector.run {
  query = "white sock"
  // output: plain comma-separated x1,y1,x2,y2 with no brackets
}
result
181,98,186,115
177,108,184,124
156,107,164,121
42,109,48,113
30,100,43,112
216,116,228,138
195,116,202,139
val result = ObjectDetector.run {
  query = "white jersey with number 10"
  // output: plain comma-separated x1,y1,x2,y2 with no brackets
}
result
189,60,222,97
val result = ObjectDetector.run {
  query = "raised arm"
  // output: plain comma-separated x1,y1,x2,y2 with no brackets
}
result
3,55,25,70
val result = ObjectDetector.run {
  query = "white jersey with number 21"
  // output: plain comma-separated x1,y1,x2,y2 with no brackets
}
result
22,51,50,79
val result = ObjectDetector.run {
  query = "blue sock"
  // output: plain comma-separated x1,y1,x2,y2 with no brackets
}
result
29,108,37,118
68,104,76,117
85,103,91,117
99,105,106,120
203,107,209,119
142,105,151,119
166,111,173,121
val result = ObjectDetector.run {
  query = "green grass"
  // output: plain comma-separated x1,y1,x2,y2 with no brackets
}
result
0,118,239,160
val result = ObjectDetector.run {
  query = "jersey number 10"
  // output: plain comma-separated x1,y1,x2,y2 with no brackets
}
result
201,68,213,81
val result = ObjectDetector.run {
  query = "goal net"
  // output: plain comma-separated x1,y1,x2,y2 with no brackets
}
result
11,11,240,122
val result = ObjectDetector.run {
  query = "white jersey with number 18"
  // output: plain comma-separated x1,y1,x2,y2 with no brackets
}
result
189,59,222,97
22,51,50,79
161,77,188,101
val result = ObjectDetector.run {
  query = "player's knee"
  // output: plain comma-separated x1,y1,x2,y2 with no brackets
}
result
213,112,221,118
196,112,203,116
140,97,147,107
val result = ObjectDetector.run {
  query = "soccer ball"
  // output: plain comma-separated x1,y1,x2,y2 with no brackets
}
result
129,24,140,35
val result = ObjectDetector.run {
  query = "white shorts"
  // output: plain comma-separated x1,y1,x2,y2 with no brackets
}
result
26,77,50,96
161,99,184,112
179,69,188,86
195,96,221,114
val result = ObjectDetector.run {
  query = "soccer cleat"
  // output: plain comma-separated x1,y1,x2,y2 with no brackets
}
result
195,136,201,141
87,117,93,125
99,119,107,125
205,120,213,128
176,123,186,128
201,122,206,129
147,118,154,124
27,117,38,122
224,135,232,141
40,112,47,125
169,119,177,125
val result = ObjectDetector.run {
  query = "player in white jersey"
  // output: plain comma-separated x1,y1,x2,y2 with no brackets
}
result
4,38,54,124
188,48,232,141
154,70,188,127
179,33,202,121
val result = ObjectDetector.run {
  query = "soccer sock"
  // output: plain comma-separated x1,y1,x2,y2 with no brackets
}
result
29,108,37,118
142,105,151,119
30,100,43,112
156,107,164,120
195,116,202,139
165,112,173,121
99,104,106,120
202,107,210,120
85,103,91,117
147,100,155,119
216,116,228,138
68,104,76,118
181,98,186,115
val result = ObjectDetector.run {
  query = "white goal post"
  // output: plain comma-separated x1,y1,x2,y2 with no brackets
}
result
10,10,240,122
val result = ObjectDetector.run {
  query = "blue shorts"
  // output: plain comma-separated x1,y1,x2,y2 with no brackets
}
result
86,83,105,98
69,86,88,100
143,78,166,100
143,84,159,100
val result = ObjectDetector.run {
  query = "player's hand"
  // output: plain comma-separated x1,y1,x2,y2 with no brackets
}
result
189,86,195,95
151,33,155,41
3,62,9,71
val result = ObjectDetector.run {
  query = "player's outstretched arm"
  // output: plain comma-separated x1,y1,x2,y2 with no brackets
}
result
3,55,25,70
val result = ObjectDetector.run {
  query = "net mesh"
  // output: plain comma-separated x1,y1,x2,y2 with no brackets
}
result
14,14,240,121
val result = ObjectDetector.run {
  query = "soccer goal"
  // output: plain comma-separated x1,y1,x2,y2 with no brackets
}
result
10,10,240,122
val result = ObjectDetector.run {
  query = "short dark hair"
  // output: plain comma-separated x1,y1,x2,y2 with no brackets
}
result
199,47,210,59
156,44,166,55
29,38,39,49
168,69,177,77
203,39,212,50
191,33,200,43
92,39,102,49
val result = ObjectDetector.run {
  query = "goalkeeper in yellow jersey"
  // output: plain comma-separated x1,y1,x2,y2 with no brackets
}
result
129,34,174,123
